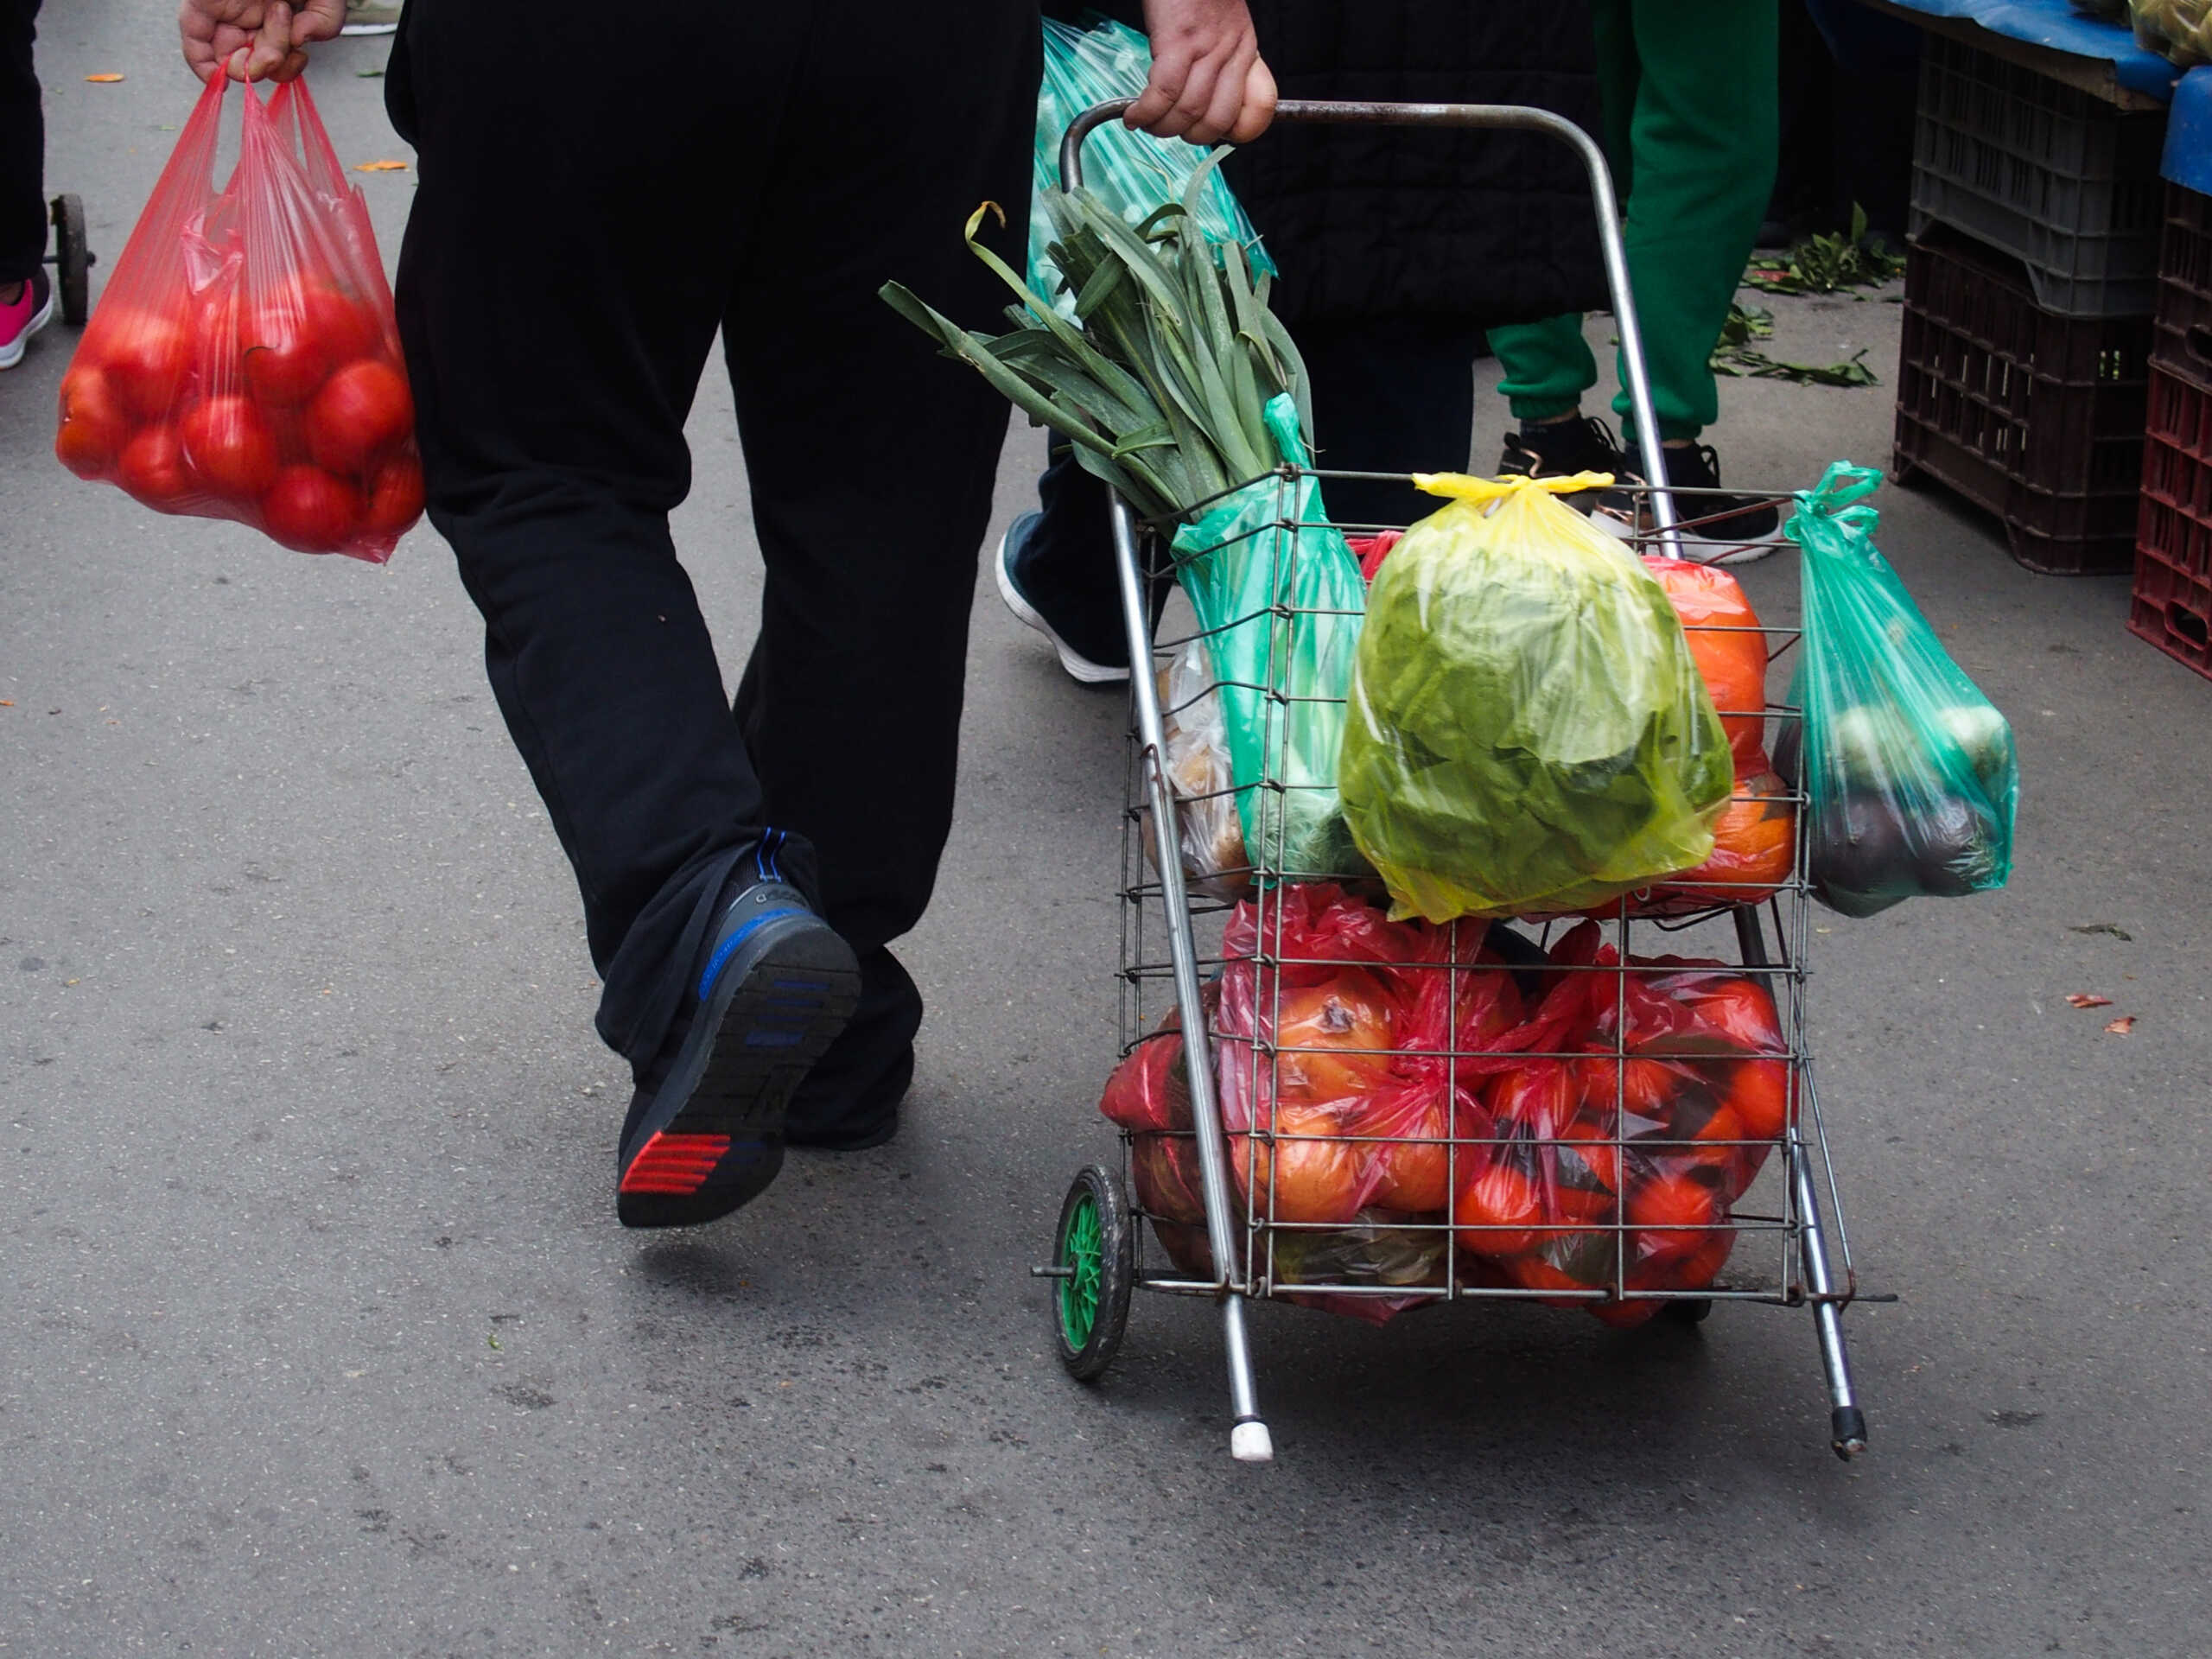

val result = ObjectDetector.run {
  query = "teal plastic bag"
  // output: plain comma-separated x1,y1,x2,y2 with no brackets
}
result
1031,16,1274,312
1781,462,2018,918
1338,473,1732,923
1172,395,1365,880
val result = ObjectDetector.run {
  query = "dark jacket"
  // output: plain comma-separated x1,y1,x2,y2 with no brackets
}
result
1050,2,1609,327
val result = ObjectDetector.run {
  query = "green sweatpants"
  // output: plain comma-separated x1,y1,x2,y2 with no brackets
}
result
1488,0,1780,444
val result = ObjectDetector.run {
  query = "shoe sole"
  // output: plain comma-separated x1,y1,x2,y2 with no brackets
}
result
617,918,860,1229
0,288,55,371
995,524,1129,686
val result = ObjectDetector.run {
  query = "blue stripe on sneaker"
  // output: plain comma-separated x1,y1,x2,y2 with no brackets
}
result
696,906,810,1001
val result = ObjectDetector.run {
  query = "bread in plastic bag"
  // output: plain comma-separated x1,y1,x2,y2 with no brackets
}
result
1140,639,1251,900
1777,463,2018,918
1339,472,1733,922
54,74,421,562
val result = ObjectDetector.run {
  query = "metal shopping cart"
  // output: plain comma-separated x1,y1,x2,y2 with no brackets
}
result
1033,100,1872,1465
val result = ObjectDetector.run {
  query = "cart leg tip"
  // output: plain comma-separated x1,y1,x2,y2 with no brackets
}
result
1230,1418,1274,1463
1830,1406,1868,1460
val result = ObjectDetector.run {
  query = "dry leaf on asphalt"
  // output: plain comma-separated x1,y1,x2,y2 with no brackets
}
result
2103,1015,2137,1035
354,160,409,172
2066,993,2113,1009
85,73,124,83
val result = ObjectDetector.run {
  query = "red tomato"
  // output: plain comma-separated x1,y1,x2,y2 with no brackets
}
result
1627,1169,1722,1263
1727,1058,1789,1141
302,284,382,367
362,454,425,537
306,359,413,474
1548,1121,1623,1225
98,309,194,421
1450,1157,1544,1257
117,424,195,508
240,297,332,406
54,365,131,480
180,396,281,499
261,465,363,553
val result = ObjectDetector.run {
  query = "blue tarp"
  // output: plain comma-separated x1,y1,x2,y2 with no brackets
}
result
1879,0,2182,98
2164,67,2212,190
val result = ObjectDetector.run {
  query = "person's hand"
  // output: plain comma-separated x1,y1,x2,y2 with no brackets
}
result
179,0,346,85
1128,0,1277,146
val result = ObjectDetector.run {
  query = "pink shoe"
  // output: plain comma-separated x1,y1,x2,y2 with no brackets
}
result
0,269,55,371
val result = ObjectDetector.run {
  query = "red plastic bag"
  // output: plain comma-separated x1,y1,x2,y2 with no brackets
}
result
54,73,423,562
1449,921,1789,1324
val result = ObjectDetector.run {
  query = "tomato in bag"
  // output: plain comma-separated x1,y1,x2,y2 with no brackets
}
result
54,73,423,563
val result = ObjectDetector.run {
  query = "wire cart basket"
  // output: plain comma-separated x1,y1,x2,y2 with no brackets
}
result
1035,99,1872,1466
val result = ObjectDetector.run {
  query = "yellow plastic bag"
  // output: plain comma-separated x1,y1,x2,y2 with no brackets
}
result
1338,473,1732,921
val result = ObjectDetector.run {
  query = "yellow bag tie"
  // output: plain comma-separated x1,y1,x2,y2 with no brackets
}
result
1411,470,1616,504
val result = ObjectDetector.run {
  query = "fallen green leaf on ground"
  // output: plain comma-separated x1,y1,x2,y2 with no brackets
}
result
1709,302,1878,387
1745,204,1905,296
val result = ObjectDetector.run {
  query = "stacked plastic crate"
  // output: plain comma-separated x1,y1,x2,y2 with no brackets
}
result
1893,36,2165,575
2132,70,2212,678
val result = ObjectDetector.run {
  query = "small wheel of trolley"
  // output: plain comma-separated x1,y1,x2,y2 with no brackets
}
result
48,194,92,325
1049,1164,1134,1382
1661,1298,1714,1326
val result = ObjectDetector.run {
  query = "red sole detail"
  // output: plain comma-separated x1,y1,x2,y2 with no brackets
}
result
620,1130,732,1196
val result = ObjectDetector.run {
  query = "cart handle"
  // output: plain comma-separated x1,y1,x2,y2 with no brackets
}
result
1057,97,1679,534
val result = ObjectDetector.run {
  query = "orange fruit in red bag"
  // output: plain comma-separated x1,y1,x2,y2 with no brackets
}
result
1267,971,1395,1105
1645,556,1769,771
1232,1099,1370,1224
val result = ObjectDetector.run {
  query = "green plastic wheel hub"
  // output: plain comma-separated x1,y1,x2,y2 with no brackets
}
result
1058,1190,1103,1351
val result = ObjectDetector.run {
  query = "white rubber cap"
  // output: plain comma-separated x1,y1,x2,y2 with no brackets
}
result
1230,1421,1274,1463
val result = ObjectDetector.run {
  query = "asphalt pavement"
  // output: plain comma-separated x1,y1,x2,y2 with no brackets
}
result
3,7,2209,1656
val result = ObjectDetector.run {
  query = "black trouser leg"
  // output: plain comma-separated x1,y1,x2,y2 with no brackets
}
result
0,0,43,286
388,0,1034,1126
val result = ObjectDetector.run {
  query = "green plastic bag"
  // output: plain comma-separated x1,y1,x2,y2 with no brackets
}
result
1172,395,1366,880
1338,473,1733,922
1780,463,2018,918
1031,16,1274,313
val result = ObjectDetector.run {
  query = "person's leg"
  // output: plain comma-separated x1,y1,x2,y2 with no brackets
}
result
724,0,1037,1147
390,0,798,1080
997,443,1128,683
1294,315,1481,530
1485,313,1598,429
1605,0,1780,443
1,0,47,325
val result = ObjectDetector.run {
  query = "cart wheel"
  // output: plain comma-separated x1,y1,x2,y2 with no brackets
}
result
1661,1297,1713,1326
49,194,90,325
1051,1164,1134,1382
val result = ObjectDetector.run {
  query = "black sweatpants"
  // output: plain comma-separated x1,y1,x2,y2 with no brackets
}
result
385,1,1037,1136
0,0,41,286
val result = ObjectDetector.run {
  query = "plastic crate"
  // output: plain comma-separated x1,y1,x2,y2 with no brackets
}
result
2152,181,2212,388
2132,365,2212,678
1893,227,2152,575
1908,36,2167,317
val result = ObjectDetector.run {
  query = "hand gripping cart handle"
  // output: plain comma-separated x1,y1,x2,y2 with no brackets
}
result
1039,99,1869,1466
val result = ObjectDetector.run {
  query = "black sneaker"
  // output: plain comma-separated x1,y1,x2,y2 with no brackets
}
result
996,511,1129,685
615,874,861,1229
1497,416,1640,534
1631,442,1783,564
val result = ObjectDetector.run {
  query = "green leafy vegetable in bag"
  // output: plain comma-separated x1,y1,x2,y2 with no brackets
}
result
1338,473,1732,922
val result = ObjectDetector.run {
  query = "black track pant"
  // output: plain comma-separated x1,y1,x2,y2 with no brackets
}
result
0,0,41,285
386,1,1036,1135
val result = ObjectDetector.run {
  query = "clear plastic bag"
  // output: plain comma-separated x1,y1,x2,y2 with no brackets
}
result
1779,464,2018,918
1141,639,1251,901
1031,16,1274,312
54,74,422,563
1339,473,1733,921
1173,397,1370,879
2131,0,2212,66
